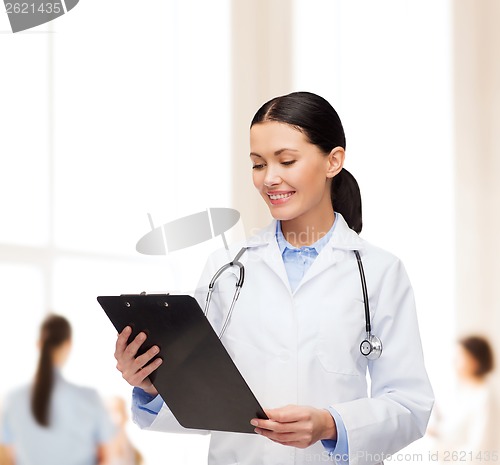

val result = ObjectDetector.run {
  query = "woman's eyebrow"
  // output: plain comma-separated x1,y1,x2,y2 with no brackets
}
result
249,148,299,158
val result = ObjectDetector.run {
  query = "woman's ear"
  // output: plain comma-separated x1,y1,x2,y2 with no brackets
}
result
326,146,345,178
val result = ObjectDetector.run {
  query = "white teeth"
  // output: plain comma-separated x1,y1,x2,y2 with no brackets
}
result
269,192,293,200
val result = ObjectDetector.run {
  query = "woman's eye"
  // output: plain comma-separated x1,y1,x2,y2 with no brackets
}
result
281,160,296,166
252,164,265,170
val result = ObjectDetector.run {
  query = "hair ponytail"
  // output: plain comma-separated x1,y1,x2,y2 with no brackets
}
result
331,168,363,234
251,91,363,233
31,315,71,427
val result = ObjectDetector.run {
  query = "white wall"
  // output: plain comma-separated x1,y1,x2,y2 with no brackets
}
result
453,0,500,431
0,1,230,463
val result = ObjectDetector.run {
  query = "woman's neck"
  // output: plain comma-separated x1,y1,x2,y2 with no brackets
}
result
280,209,335,247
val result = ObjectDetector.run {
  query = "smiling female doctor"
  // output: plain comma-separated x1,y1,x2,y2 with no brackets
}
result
114,92,434,465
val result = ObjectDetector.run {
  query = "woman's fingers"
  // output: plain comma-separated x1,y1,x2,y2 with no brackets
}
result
254,429,301,444
134,345,161,372
114,328,163,393
250,405,336,448
114,326,132,359
116,330,151,364
127,357,163,386
124,331,148,359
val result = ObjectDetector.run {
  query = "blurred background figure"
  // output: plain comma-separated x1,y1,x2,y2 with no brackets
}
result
106,396,144,465
429,335,497,463
0,447,11,465
0,431,12,465
0,314,116,465
0,401,11,465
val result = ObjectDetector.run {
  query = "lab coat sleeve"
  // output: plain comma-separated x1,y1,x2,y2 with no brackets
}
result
136,399,210,435
332,257,434,465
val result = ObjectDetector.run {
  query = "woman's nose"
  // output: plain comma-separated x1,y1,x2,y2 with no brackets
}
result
263,167,282,187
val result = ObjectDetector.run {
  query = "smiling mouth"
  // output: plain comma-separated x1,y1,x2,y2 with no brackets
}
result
268,192,295,200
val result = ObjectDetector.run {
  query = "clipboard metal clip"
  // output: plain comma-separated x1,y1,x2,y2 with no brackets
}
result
119,292,171,308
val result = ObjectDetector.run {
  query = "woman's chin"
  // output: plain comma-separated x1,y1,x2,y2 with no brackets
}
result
269,210,295,222
263,199,298,221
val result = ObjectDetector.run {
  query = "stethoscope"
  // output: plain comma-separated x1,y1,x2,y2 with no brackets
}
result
204,247,383,360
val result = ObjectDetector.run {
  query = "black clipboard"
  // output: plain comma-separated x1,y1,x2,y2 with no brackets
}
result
97,294,267,433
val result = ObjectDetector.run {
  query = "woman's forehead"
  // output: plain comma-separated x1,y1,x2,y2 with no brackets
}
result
250,121,308,152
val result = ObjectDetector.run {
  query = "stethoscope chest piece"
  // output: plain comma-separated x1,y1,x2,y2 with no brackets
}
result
360,334,383,360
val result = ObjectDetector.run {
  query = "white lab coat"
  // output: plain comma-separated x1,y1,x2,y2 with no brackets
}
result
142,214,434,465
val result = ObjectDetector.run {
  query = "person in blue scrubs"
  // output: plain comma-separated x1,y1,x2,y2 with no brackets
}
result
1,314,116,465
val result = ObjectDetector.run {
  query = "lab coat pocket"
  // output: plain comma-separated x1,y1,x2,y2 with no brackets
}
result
315,299,366,376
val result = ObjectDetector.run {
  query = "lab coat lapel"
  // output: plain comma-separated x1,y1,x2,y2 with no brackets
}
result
244,219,292,293
294,214,365,293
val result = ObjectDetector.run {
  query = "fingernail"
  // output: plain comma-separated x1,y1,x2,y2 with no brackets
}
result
254,428,260,434
250,420,258,427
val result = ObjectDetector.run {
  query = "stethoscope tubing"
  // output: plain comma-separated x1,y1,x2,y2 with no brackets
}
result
353,250,371,335
204,246,382,358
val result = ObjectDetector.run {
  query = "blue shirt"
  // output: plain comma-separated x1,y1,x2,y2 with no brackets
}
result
276,217,338,292
1,371,116,465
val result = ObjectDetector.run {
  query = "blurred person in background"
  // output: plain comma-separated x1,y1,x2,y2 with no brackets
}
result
0,446,11,465
0,314,116,465
106,396,143,465
429,335,497,463
0,401,11,465
0,425,11,465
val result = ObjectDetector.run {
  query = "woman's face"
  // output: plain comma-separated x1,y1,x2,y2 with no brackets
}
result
249,121,343,224
455,345,479,381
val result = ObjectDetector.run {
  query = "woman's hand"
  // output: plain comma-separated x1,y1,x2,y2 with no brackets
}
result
250,405,336,448
114,326,162,396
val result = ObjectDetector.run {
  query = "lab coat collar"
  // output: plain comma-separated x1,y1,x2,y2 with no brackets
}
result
241,213,365,294
244,212,365,251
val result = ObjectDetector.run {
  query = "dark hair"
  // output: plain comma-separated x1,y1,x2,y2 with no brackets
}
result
32,314,72,427
459,335,494,379
251,91,362,233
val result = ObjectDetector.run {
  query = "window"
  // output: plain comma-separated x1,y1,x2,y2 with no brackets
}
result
1,1,230,463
